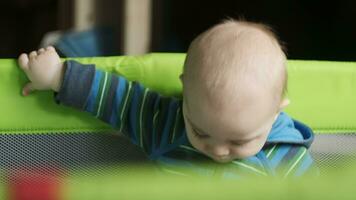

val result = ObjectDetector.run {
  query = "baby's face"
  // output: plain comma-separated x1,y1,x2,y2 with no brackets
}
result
182,84,279,163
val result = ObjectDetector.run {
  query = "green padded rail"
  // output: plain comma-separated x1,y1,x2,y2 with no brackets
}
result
1,164,354,200
1,53,356,134
61,163,356,200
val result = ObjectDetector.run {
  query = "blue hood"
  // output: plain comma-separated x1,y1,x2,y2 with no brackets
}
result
265,112,314,148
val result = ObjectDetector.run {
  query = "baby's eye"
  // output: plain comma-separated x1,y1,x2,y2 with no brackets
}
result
230,140,248,146
192,129,210,139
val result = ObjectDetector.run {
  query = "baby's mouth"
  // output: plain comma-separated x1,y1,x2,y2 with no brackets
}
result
212,156,232,163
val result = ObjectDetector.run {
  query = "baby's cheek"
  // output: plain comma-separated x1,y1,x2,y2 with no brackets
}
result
235,131,270,157
231,141,264,158
186,131,202,149
191,138,205,151
190,138,210,155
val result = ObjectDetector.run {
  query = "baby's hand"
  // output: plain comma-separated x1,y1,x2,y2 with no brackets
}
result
18,46,65,96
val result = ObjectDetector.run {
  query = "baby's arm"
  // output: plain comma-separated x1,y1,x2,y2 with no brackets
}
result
18,48,184,155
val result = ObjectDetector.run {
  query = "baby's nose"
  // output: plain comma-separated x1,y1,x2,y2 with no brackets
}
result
209,145,230,157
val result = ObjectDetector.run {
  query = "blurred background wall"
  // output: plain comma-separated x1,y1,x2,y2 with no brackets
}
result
1,0,355,61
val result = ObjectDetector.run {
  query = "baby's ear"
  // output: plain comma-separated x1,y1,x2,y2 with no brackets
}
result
279,98,290,111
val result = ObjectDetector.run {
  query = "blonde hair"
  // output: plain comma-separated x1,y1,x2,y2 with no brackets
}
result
183,19,287,109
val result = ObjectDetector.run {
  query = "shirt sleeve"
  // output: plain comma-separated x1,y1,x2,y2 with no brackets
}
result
264,144,319,178
55,60,186,156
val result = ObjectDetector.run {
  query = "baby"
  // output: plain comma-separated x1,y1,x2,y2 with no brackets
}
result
18,20,317,178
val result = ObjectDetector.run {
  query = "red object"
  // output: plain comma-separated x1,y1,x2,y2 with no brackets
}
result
7,167,63,200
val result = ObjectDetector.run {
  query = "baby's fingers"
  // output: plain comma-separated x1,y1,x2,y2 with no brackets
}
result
22,82,35,96
37,48,45,54
18,53,30,72
29,51,37,59
46,46,56,52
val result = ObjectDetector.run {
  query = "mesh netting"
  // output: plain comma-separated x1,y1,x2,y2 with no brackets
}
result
0,132,355,182
310,133,356,175
0,132,150,184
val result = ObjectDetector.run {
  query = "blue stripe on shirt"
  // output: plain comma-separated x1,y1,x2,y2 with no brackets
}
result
128,83,144,143
294,153,313,176
270,145,291,168
109,77,126,127
159,100,178,149
86,70,102,113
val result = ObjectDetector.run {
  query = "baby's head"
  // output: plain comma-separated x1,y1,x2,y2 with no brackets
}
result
181,20,289,163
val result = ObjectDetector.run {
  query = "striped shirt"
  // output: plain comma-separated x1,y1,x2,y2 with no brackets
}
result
55,60,318,178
